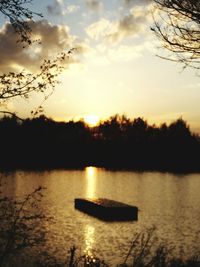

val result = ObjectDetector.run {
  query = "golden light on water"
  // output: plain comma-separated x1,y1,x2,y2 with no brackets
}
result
84,167,98,259
84,224,95,258
85,166,97,199
84,115,100,127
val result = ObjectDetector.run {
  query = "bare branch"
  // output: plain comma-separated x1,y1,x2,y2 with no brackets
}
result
0,52,68,104
0,0,43,44
152,0,200,71
0,111,24,121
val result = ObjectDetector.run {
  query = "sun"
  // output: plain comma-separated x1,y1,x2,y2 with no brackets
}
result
84,115,100,127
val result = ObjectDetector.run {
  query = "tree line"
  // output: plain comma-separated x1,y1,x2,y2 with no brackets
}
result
0,114,199,172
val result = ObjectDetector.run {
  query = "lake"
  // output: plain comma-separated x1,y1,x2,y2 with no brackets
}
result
1,167,200,265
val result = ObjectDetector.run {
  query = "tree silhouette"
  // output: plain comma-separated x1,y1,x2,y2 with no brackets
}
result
0,0,42,44
0,53,67,116
0,114,199,171
152,0,200,71
0,1,72,117
0,185,46,267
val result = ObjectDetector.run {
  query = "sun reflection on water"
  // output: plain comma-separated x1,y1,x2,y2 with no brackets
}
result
85,166,97,199
84,167,98,259
84,224,95,258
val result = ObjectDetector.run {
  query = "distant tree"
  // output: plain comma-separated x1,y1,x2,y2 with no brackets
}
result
132,117,148,132
168,118,192,140
152,0,200,71
98,115,123,141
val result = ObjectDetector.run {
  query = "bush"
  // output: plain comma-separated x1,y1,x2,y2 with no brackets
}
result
0,175,46,267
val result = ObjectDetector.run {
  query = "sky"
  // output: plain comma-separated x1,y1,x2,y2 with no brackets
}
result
0,0,200,132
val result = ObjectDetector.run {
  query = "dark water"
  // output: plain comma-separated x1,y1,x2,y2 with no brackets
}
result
1,168,200,265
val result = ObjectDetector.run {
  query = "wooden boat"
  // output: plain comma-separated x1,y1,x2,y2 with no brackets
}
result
74,198,138,221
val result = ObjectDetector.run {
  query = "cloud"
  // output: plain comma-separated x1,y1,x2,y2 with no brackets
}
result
47,0,62,16
86,18,117,41
0,20,87,73
65,5,80,14
85,0,103,11
123,0,152,6
47,0,80,16
86,6,150,43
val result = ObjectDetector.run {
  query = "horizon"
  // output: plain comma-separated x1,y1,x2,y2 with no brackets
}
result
1,112,198,135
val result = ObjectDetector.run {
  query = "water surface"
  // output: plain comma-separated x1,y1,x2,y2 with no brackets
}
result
2,168,200,265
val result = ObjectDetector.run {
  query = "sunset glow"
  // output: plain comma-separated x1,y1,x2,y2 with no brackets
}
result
84,115,100,127
0,0,199,133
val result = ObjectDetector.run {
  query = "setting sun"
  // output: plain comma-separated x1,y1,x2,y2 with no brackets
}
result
84,115,100,127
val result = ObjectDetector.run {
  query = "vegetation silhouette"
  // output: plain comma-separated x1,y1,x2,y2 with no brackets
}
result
0,0,42,45
152,0,200,71
0,114,199,172
0,0,75,119
63,227,200,267
0,177,46,267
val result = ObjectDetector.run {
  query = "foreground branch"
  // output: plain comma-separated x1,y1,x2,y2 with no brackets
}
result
152,0,200,71
0,0,43,44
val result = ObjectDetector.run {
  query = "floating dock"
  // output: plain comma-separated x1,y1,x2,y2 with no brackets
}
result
74,198,138,221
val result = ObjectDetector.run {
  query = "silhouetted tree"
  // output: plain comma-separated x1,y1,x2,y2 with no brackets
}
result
0,115,199,171
152,0,200,71
0,182,45,267
98,115,122,141
0,53,66,116
0,0,42,44
168,118,191,139
0,1,72,117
